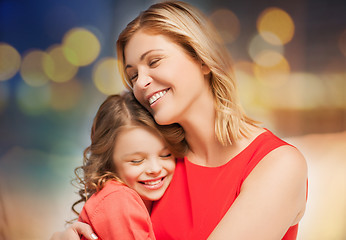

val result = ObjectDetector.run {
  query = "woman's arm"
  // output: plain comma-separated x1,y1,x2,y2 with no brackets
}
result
49,222,98,240
208,145,308,240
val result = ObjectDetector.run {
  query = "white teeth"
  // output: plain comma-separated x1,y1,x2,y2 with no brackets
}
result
144,179,161,185
149,90,167,105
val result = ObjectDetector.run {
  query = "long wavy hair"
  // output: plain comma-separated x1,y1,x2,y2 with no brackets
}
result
71,91,187,217
116,1,259,146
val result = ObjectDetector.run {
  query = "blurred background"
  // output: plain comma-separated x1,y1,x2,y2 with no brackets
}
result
0,0,345,239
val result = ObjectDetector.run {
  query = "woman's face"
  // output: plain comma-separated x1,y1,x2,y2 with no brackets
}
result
113,127,175,203
124,30,211,125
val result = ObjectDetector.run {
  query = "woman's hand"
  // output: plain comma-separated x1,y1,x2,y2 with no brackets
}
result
50,222,98,240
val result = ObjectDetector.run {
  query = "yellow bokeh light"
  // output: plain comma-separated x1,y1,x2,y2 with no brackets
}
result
20,50,51,87
254,54,290,87
209,8,240,44
254,50,285,67
93,57,125,95
257,7,295,45
0,43,21,81
62,28,101,66
233,61,258,108
248,34,284,64
234,60,255,79
287,73,324,109
50,79,83,111
43,45,78,83
321,72,346,108
338,29,346,57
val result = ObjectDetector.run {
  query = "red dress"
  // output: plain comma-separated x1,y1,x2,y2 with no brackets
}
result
79,180,155,240
151,130,299,240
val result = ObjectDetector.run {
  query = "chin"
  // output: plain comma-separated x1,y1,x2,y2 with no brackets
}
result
144,194,163,202
153,114,176,126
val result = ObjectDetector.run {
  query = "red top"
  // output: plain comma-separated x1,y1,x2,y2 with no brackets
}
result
79,180,155,240
151,130,299,240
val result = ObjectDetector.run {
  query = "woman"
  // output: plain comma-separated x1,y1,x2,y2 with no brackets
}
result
52,1,307,239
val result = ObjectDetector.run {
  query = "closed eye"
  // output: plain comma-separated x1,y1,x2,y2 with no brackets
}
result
129,72,138,82
160,153,172,158
149,58,161,67
130,159,144,164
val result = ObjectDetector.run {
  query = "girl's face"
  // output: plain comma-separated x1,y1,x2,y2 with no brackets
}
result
113,127,175,204
124,30,211,126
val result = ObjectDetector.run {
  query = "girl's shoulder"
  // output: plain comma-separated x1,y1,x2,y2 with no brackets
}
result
94,180,140,201
81,180,147,220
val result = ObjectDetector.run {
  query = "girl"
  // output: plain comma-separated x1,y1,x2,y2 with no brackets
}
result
68,91,187,239
52,1,307,239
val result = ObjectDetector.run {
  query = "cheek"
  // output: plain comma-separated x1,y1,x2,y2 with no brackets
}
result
165,159,176,174
133,88,149,109
118,166,139,185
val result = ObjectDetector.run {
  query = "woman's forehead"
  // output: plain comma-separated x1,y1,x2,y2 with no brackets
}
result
124,31,175,62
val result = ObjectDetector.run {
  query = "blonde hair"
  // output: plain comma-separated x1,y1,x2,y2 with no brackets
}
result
116,1,258,146
71,91,187,217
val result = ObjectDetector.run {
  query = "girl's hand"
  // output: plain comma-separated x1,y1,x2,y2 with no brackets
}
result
50,222,98,240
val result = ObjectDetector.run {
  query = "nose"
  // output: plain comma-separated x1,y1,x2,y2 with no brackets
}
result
135,70,152,89
146,158,162,175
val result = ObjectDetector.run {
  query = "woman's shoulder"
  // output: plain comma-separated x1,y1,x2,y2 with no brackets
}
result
254,127,307,172
244,132,308,188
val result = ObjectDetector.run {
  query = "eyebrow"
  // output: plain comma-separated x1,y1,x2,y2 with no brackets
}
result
125,49,163,70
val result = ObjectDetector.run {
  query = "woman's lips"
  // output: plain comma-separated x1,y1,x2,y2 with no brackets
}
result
148,89,169,105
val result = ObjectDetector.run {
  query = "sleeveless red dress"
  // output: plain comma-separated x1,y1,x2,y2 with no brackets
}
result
151,130,299,240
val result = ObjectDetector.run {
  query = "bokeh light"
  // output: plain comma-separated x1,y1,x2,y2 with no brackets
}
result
288,73,325,109
338,29,346,57
92,57,125,95
0,43,21,81
321,73,346,108
321,57,346,109
234,61,258,107
248,34,284,64
259,72,326,109
43,45,78,83
20,50,51,87
16,81,51,115
49,79,83,111
62,28,101,66
209,8,240,44
234,60,256,78
254,50,285,67
254,54,290,87
257,7,295,45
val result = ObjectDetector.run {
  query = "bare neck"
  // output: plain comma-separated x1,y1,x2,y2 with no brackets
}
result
182,116,263,167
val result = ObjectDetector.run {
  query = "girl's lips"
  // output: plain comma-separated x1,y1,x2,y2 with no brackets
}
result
140,177,165,190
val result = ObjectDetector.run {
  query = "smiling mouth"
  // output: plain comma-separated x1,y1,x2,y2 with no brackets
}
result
139,177,165,189
140,177,164,185
148,89,169,105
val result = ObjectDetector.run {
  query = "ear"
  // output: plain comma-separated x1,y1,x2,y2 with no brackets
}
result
201,63,211,75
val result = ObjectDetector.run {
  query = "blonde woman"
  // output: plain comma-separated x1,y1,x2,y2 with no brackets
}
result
51,1,307,239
